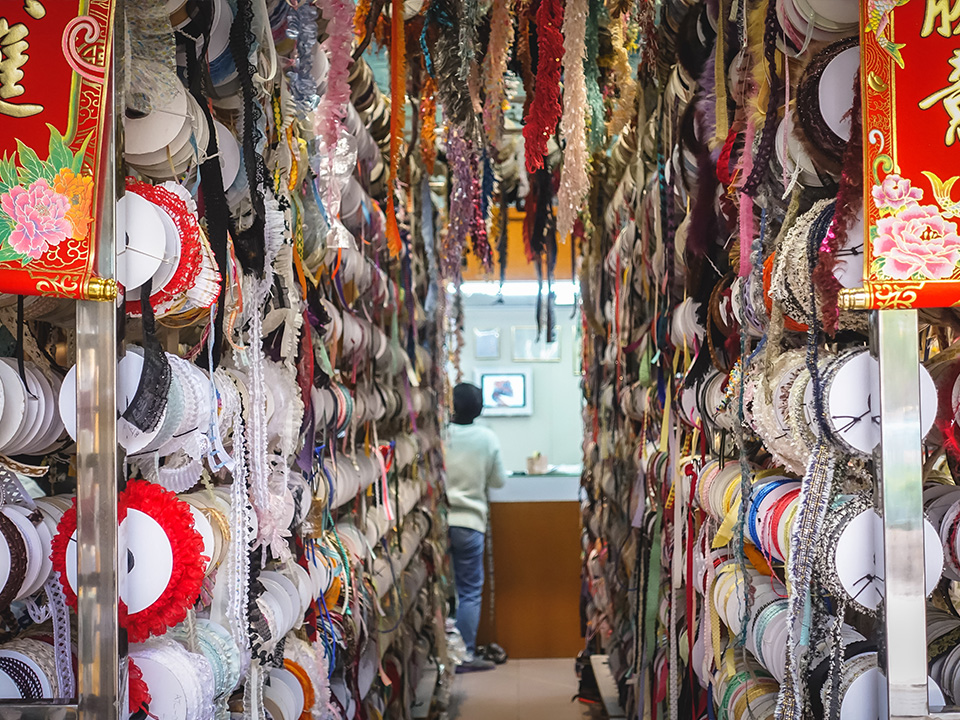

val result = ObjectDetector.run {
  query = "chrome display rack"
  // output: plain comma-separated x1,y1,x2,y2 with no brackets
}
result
877,309,956,720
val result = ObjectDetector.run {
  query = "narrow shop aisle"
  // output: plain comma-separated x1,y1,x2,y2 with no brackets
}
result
449,658,597,720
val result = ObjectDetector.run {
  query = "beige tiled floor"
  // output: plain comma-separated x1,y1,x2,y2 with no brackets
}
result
449,658,598,720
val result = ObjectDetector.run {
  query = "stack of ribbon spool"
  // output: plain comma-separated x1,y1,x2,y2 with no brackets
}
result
576,1,960,719
0,0,453,717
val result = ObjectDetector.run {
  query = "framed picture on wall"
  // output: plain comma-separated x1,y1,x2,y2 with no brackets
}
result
474,328,501,360
512,326,560,362
476,369,532,416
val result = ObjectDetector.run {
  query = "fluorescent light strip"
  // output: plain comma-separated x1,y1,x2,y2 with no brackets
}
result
446,281,580,305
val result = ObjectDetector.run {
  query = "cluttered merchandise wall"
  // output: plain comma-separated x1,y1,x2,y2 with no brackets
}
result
578,3,960,720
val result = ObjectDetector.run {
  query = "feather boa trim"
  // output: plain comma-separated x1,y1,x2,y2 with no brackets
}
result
314,0,356,148
557,0,589,240
482,0,516,144
386,0,407,257
523,0,564,173
607,16,638,138
584,0,605,149
443,129,473,280
420,74,438,174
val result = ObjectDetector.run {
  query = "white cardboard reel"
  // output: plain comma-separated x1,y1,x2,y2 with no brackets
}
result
116,193,166,293
835,509,942,611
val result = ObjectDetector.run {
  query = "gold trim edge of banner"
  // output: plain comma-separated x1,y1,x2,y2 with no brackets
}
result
84,277,118,302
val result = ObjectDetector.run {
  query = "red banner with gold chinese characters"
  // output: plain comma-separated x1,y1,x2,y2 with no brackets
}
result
0,0,116,301
842,0,960,310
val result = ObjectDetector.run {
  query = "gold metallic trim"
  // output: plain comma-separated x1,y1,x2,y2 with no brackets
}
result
83,277,117,302
837,287,870,311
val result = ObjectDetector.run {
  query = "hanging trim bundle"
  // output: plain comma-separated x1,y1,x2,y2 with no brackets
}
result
420,73,438,175
584,0,605,150
471,151,494,271
352,0,385,59
497,193,509,286
443,128,474,281
522,0,564,173
314,0,355,149
813,76,863,336
742,0,780,197
556,0,589,242
527,168,557,341
458,0,482,82
229,0,268,276
714,0,729,147
386,0,407,257
607,16,638,139
427,0,476,136
517,0,537,119
481,0,516,144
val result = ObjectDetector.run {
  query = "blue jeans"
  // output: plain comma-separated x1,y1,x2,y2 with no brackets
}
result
449,526,485,654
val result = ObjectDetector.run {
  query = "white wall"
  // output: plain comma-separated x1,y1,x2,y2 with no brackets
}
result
458,300,583,473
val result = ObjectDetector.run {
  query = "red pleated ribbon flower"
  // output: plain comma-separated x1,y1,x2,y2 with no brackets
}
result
128,657,152,715
51,479,206,643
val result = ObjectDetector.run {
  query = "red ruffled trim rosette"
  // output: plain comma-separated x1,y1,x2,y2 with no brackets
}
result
128,657,151,715
124,179,203,316
50,479,207,643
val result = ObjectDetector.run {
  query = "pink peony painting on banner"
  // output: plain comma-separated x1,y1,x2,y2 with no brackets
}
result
0,179,74,260
871,175,960,283
0,128,94,265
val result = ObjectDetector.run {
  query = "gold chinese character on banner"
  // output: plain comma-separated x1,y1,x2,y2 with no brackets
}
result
919,49,960,145
922,0,960,37
0,2,45,119
22,1,44,20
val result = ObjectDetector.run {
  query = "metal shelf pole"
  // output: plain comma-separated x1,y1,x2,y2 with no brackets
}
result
876,309,929,719
75,8,122,714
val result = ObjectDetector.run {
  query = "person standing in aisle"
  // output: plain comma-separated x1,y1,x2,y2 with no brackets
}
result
445,382,506,673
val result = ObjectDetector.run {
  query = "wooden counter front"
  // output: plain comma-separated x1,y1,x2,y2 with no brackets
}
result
476,499,584,659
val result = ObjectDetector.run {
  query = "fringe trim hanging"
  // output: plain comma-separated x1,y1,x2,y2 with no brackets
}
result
742,0,781,196
353,0,385,58
523,172,539,263
607,16,638,138
443,129,474,280
517,0,537,119
354,0,371,44
459,0,482,82
430,0,477,135
522,0,564,173
714,0,729,147
386,0,407,257
471,149,494,270
557,0,589,241
813,76,863,335
420,73,438,175
489,202,502,275
498,192,509,285
482,0,516,144
584,0,605,149
314,0,355,149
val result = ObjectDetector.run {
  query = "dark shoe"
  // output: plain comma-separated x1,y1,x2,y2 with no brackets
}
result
479,643,508,665
456,657,496,673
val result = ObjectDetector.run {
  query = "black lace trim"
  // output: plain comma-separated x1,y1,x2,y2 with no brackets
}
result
229,0,268,277
121,277,171,433
178,3,229,370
